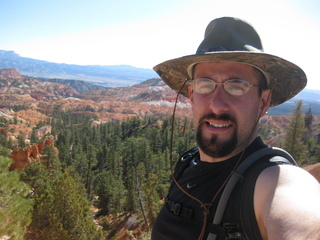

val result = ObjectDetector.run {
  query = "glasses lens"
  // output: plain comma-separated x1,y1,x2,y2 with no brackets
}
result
192,78,252,96
224,79,250,95
193,78,216,94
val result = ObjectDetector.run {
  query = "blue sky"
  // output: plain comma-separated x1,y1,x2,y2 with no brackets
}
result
1,0,320,90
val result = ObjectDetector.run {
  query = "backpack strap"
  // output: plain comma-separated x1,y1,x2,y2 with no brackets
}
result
175,147,199,177
238,155,294,239
206,147,297,240
166,147,199,218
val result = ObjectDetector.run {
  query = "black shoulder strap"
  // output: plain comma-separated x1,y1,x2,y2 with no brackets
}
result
165,147,199,219
206,147,297,240
167,146,199,193
238,154,294,240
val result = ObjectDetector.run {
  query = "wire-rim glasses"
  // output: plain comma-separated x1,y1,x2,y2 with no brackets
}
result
191,78,259,96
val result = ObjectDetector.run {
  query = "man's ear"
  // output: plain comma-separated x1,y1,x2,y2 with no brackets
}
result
259,89,272,117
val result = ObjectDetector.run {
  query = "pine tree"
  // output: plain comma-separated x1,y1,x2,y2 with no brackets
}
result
304,106,313,140
282,100,307,165
306,138,320,164
136,162,149,230
23,159,59,239
41,145,61,177
26,172,103,240
85,143,98,199
16,135,26,149
72,146,89,184
146,127,162,153
109,148,122,177
304,106,313,130
30,130,38,144
0,157,33,240
50,172,103,240
94,171,126,214
0,144,11,157
125,165,139,213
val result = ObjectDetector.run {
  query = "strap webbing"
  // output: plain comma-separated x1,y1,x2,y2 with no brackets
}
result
206,147,296,240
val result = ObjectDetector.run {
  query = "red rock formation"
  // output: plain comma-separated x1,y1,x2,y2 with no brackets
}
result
0,68,23,79
304,163,320,183
9,139,56,171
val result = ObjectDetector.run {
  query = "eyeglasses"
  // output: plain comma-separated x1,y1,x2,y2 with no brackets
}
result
191,78,259,96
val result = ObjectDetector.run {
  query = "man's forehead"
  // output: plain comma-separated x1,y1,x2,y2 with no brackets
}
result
193,61,258,77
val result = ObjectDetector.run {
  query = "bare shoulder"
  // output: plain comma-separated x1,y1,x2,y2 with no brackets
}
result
258,164,319,187
254,164,320,240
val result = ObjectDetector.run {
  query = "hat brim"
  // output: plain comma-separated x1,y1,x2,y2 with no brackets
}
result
153,52,307,107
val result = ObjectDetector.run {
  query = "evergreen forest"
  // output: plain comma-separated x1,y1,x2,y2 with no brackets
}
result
0,100,319,239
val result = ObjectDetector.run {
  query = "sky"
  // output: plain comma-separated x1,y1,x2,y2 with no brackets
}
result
1,0,320,90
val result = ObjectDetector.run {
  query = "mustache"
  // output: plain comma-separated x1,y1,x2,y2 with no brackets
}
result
198,113,236,125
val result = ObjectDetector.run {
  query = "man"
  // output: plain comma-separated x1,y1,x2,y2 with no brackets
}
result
151,17,320,240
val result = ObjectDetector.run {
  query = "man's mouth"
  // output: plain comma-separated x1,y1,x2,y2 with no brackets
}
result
199,113,236,132
208,122,232,128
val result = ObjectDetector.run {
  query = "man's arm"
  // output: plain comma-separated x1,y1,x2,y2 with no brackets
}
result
254,164,320,240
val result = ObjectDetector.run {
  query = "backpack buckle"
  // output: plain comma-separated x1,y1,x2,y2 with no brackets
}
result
223,223,242,239
172,202,181,215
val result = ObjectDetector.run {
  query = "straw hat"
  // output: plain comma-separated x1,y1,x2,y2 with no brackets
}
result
153,17,307,107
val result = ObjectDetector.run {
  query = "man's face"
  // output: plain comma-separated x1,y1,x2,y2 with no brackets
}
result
188,61,271,162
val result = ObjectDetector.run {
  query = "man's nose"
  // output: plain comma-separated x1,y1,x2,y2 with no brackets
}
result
208,84,230,113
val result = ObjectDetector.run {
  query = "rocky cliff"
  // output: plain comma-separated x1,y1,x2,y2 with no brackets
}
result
0,68,23,79
9,139,56,171
0,68,79,101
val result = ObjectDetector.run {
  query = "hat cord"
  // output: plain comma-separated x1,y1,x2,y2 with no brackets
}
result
168,80,272,240
169,80,243,240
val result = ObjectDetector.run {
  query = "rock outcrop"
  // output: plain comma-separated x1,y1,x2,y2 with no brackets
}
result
0,68,79,100
9,139,56,171
0,68,23,79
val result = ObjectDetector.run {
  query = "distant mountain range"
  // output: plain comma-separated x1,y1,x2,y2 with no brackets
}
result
36,78,108,93
0,50,158,87
269,88,320,115
0,49,319,115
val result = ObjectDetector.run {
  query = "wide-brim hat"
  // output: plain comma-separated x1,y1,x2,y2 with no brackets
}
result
153,17,307,107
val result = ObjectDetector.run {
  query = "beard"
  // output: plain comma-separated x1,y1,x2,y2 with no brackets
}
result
196,113,238,159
